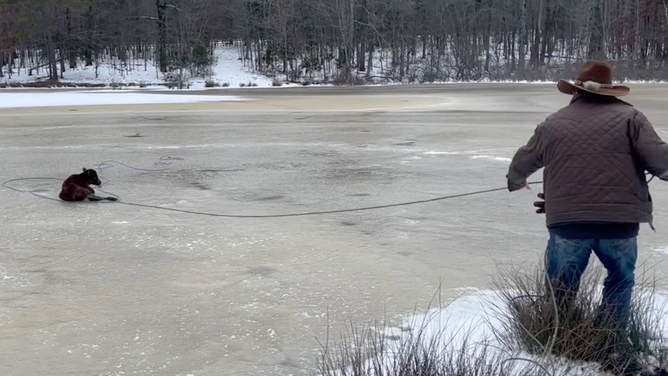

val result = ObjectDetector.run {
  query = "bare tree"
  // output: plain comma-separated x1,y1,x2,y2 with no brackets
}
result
2,0,668,86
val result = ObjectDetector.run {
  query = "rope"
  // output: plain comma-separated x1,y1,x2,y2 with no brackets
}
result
112,183,543,218
3,176,544,218
95,156,184,172
1,156,544,219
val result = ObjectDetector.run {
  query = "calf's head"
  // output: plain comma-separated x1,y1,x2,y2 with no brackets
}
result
81,168,102,186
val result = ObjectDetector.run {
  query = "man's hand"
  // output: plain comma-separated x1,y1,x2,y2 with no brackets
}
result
534,192,545,214
507,175,531,192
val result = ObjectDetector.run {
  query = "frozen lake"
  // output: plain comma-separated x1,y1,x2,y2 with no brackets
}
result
2,84,668,375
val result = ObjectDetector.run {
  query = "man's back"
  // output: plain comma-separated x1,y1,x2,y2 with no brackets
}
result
540,94,651,226
507,92,668,227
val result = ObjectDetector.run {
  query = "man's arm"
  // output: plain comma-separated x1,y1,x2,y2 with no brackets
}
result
507,124,544,192
631,111,668,180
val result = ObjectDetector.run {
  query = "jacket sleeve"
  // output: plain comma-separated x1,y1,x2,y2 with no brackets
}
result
631,111,668,181
507,124,544,192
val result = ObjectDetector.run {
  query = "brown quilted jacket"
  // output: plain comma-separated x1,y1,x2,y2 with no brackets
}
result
507,93,668,227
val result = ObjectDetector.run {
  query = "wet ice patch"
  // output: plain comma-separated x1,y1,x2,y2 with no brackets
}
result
470,155,512,163
424,151,464,155
0,92,247,109
653,245,668,254
0,267,16,282
424,151,512,163
0,264,30,287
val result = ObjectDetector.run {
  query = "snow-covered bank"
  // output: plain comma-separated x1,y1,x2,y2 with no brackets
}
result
5,44,667,91
0,45,274,89
321,288,668,376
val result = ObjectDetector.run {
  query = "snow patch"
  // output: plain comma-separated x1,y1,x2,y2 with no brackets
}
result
191,47,274,89
0,45,275,89
424,151,465,155
470,155,513,163
653,245,668,254
424,151,512,163
378,289,668,376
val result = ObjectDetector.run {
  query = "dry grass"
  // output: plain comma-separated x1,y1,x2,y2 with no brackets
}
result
313,264,667,376
315,318,523,376
314,291,574,376
490,264,667,374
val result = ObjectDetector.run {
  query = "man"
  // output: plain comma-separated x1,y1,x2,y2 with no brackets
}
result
507,62,668,338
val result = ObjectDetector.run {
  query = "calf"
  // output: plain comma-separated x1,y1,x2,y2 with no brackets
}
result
59,168,118,202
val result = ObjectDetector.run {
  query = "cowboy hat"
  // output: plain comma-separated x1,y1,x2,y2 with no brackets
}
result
557,61,630,97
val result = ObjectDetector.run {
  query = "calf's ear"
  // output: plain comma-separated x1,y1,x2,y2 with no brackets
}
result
82,167,87,172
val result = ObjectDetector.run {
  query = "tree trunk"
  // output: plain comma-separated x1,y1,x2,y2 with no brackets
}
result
347,0,354,82
399,39,405,79
85,3,94,66
359,36,366,72
540,0,551,65
483,5,492,72
366,42,373,77
511,30,517,72
60,57,66,78
518,0,527,74
156,0,168,73
422,36,427,59
65,7,76,69
47,34,58,80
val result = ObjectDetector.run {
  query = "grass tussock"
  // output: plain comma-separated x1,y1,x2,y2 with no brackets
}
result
491,264,667,374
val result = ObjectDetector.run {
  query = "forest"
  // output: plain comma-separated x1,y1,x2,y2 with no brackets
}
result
0,0,667,85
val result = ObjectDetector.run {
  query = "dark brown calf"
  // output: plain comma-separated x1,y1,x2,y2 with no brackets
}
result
59,168,117,202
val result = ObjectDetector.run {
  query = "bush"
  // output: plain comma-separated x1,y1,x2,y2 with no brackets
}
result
331,73,367,86
491,265,666,375
222,82,230,87
204,80,219,88
272,78,284,87
239,82,246,87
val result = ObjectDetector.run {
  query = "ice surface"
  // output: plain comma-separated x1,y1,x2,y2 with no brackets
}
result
2,85,668,376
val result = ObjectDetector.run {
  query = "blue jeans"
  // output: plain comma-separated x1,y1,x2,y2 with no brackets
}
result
545,232,638,331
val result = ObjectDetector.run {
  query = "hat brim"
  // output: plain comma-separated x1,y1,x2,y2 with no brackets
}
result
557,79,630,97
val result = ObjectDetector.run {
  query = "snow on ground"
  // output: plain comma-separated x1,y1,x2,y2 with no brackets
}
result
0,91,246,108
5,44,661,89
1,57,164,86
0,45,274,88
190,47,274,89
373,288,668,376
